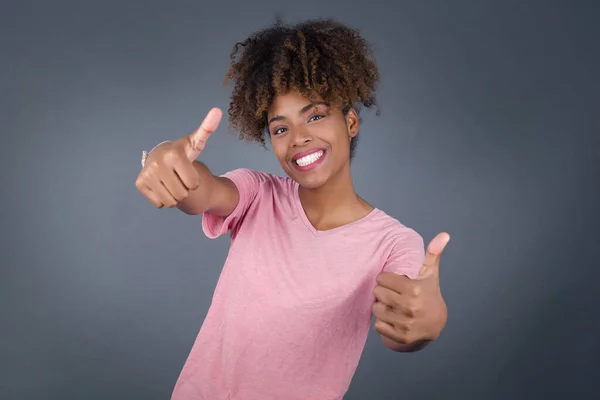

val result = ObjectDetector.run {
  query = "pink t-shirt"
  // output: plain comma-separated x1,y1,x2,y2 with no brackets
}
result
171,168,424,400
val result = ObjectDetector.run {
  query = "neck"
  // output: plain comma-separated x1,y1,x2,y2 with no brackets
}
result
298,165,373,230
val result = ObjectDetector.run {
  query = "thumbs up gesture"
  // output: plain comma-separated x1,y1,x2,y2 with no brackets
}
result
135,108,222,208
372,232,450,351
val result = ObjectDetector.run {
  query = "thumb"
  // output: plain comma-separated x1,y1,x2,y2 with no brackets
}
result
419,232,450,277
185,107,223,161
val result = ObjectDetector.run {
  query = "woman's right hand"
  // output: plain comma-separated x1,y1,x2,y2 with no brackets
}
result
135,107,223,208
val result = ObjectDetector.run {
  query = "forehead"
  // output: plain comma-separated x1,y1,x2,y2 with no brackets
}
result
268,90,326,116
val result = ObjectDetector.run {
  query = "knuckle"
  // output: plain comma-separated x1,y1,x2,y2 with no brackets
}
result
405,304,417,317
373,285,381,298
160,196,176,208
399,328,416,343
402,335,415,345
374,319,386,334
174,190,189,202
395,332,409,344
372,301,383,316
147,159,161,169
162,149,181,164
190,177,201,189
411,285,421,297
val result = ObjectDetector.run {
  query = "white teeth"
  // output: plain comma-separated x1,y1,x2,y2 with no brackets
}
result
295,151,324,167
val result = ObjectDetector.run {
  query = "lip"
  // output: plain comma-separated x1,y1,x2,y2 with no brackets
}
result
291,148,326,161
290,148,327,172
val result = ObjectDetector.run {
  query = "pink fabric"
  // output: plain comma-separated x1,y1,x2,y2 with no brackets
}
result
171,168,424,400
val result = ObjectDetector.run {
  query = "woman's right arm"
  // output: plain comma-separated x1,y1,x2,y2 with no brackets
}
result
176,161,239,216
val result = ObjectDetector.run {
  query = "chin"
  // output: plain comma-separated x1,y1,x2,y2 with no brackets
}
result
296,175,328,190
282,166,329,189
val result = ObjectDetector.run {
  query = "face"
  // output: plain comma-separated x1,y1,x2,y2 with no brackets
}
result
266,90,359,189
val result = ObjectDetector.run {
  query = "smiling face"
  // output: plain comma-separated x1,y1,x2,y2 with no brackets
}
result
267,90,360,189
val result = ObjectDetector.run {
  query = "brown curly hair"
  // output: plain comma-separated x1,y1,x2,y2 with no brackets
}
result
224,18,381,159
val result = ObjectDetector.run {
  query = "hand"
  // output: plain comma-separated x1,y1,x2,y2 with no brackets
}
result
135,108,222,208
372,232,450,349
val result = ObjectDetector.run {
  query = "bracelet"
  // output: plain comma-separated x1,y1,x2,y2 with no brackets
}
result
141,141,171,167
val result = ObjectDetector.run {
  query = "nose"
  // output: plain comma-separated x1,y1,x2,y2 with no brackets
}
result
290,125,312,147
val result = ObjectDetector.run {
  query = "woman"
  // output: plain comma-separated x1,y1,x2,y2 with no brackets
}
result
136,18,449,400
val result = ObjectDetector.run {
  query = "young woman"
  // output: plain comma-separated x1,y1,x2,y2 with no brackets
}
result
136,18,450,400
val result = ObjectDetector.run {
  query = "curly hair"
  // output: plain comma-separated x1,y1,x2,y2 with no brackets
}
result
224,18,380,160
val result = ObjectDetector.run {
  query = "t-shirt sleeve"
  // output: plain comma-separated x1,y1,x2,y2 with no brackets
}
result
201,168,266,239
382,229,425,279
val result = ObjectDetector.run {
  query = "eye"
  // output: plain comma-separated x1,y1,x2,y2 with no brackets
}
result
272,127,288,135
309,114,325,122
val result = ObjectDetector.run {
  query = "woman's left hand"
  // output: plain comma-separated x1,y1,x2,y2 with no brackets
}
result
372,232,450,351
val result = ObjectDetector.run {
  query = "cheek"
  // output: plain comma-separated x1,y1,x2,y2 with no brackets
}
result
271,143,288,164
318,124,347,147
331,131,351,156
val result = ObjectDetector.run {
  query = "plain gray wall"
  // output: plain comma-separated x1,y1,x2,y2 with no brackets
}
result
2,0,599,399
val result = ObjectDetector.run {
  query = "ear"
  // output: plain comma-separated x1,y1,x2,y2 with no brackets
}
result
345,108,360,139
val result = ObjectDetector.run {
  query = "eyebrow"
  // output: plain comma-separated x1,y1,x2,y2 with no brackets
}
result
268,101,328,126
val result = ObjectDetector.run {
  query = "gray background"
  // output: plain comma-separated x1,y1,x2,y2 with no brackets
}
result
1,0,599,399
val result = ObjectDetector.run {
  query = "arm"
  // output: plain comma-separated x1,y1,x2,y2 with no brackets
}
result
176,161,239,217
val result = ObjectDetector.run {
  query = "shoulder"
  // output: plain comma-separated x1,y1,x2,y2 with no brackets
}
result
221,168,294,193
221,167,278,183
369,209,423,244
223,168,290,185
220,168,298,211
366,209,425,260
371,210,425,277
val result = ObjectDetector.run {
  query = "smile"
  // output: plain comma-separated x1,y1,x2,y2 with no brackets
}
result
294,150,324,167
